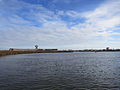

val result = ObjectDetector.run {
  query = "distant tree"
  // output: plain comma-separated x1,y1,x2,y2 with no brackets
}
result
35,45,38,49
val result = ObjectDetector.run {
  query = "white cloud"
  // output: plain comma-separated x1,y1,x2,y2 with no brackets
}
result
82,0,120,28
0,0,120,49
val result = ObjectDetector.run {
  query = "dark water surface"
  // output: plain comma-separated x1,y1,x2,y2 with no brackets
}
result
0,52,120,90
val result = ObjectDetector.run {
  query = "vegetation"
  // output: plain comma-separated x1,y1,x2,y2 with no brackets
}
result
0,50,73,57
1,48,120,57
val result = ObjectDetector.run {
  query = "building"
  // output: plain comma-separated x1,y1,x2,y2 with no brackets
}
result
44,49,58,51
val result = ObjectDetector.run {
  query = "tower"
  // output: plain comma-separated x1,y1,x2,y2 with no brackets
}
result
35,45,38,49
106,47,109,51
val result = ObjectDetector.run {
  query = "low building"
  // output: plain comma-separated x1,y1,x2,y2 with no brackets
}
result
44,49,58,51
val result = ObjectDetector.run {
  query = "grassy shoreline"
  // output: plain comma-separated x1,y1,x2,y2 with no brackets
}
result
0,50,73,57
1,50,120,57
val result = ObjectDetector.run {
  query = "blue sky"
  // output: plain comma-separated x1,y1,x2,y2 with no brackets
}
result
0,0,120,49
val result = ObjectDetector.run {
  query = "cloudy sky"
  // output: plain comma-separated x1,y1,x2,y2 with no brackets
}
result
0,0,120,49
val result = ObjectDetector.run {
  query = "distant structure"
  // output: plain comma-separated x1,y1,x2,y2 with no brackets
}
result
106,47,110,51
35,45,38,49
9,48,14,51
44,49,58,51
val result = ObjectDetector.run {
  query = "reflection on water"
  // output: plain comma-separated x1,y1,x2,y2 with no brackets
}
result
0,52,120,90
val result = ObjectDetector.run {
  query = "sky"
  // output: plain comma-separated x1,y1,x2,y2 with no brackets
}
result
0,0,120,49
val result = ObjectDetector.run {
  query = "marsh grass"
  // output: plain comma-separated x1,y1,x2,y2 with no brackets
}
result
0,50,72,57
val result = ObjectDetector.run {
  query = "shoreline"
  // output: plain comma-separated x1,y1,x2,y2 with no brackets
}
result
0,50,120,57
0,50,73,57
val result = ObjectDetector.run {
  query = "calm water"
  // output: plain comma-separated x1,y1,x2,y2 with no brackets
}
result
0,52,120,90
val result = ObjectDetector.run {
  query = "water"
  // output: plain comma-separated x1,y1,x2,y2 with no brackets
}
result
0,52,120,90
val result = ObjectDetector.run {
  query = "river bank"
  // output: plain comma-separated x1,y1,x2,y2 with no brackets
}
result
1,50,120,57
0,50,73,57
